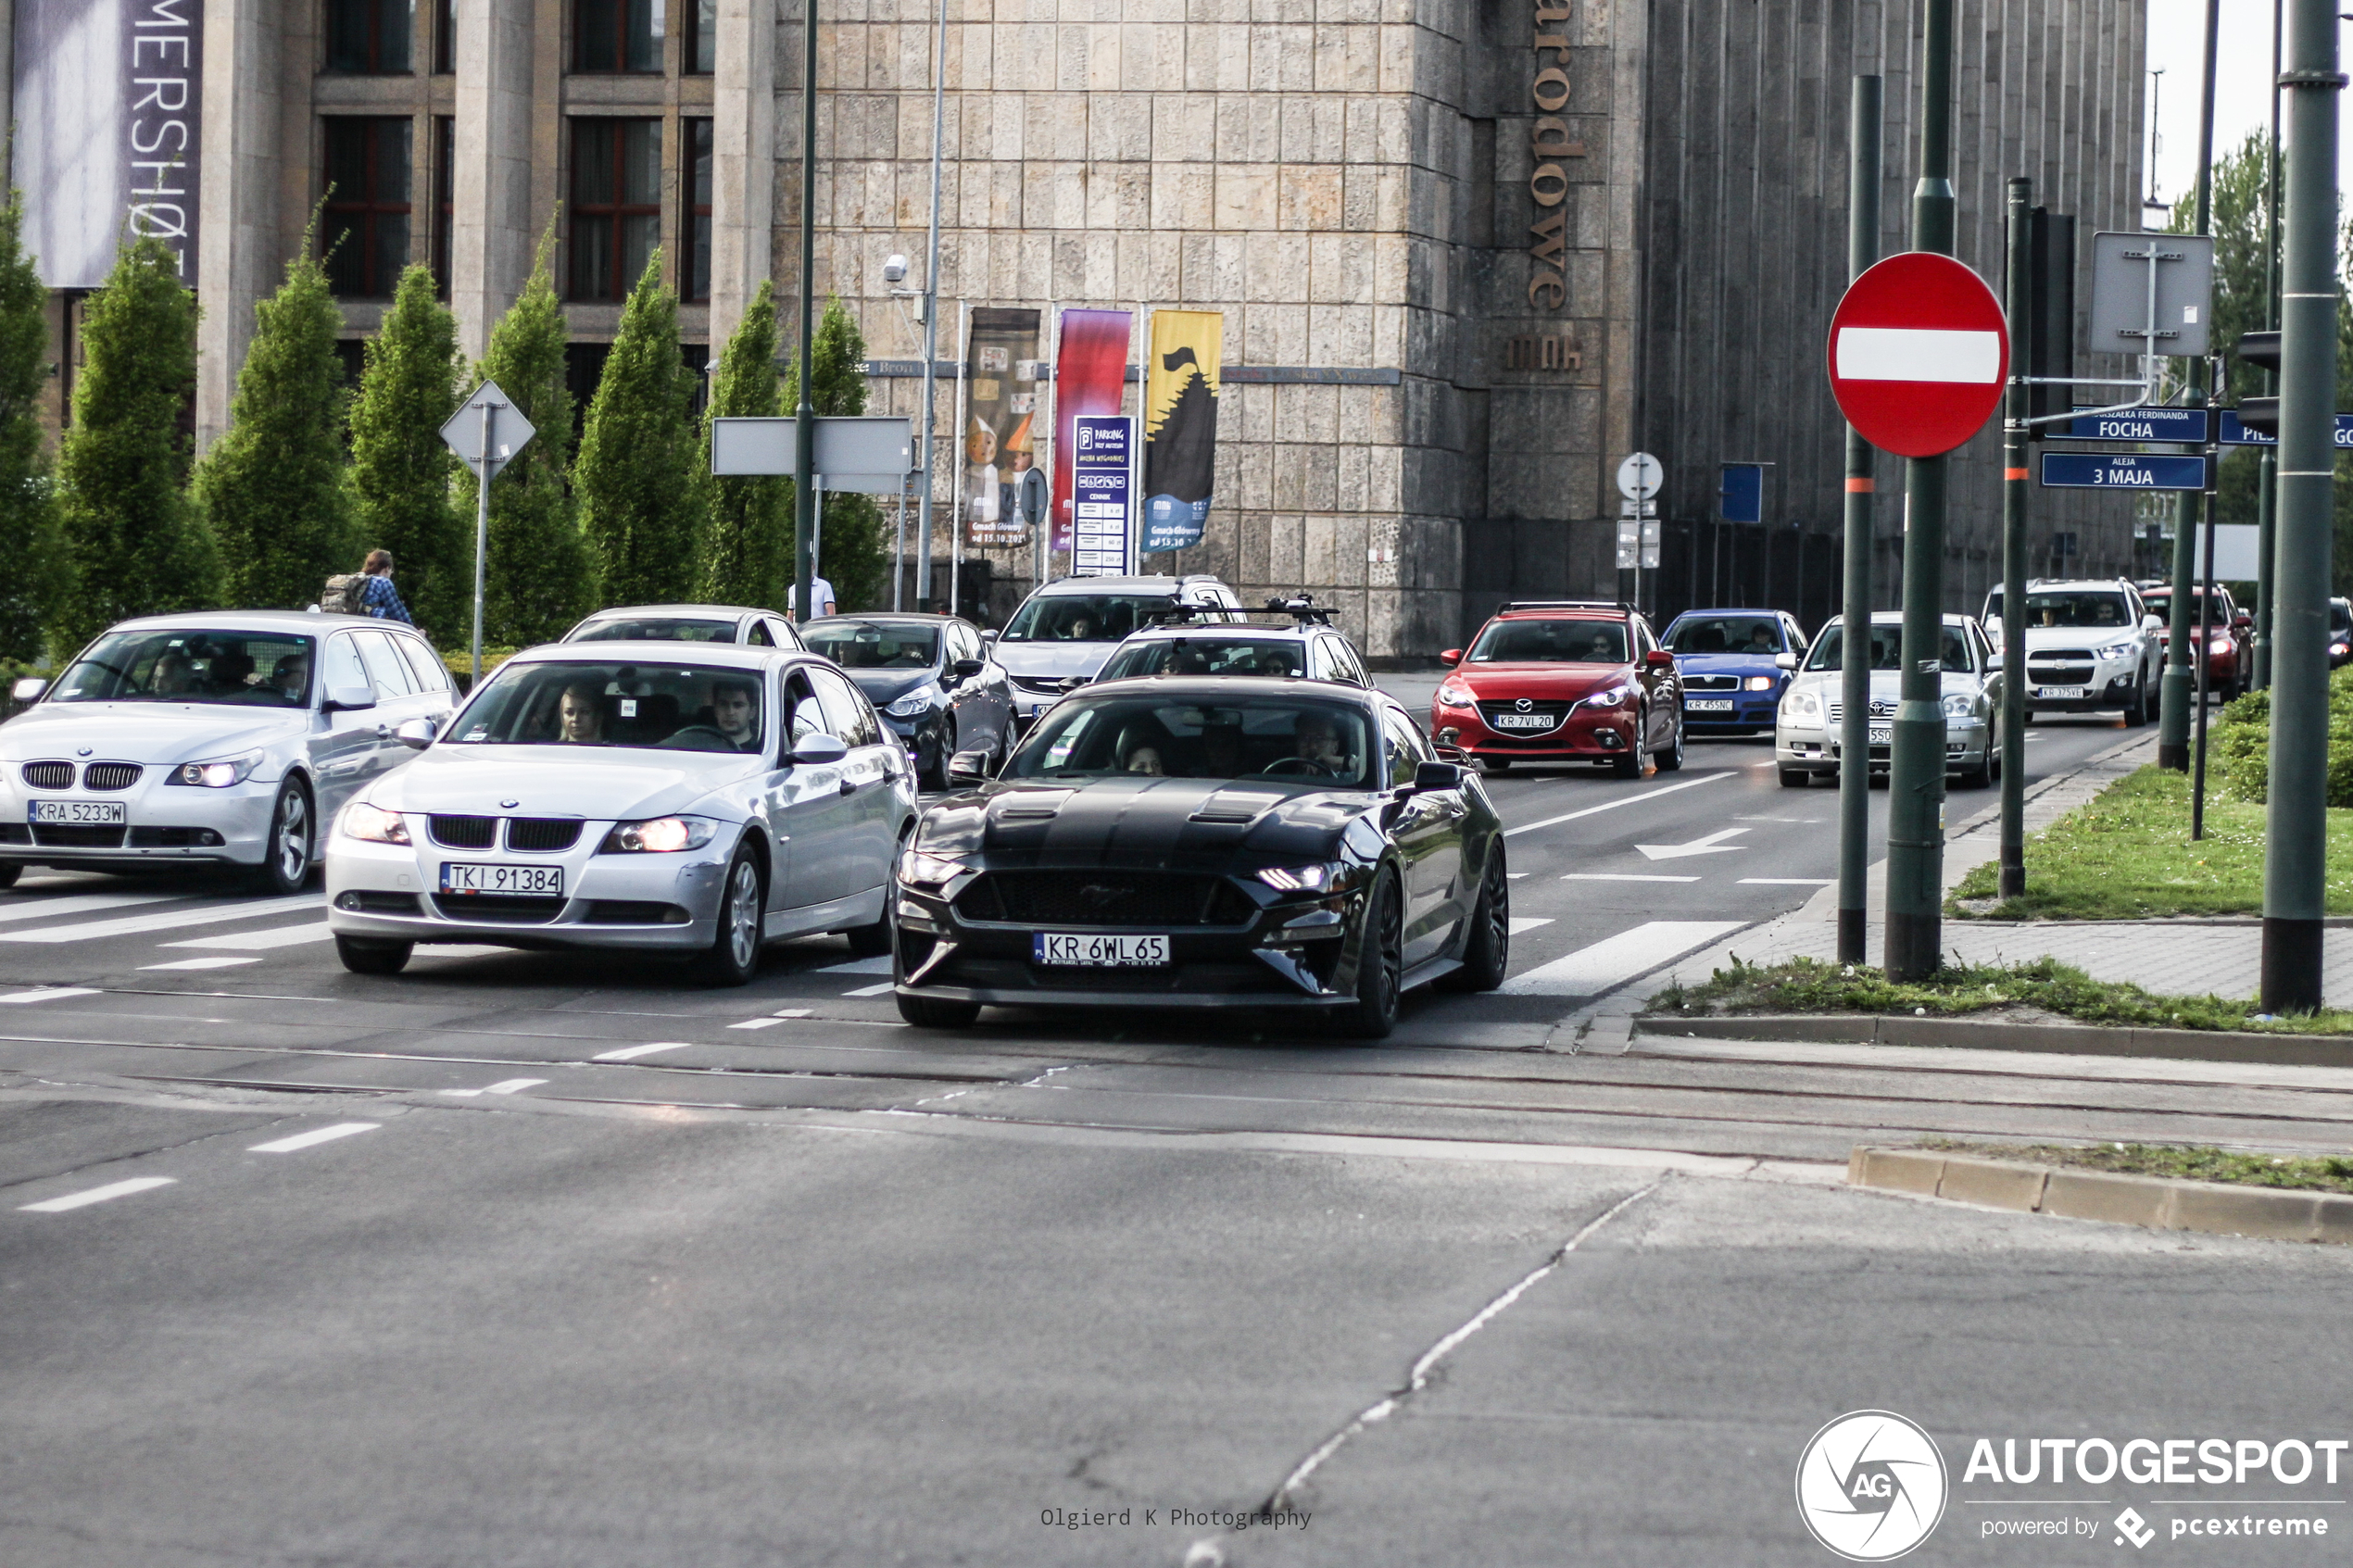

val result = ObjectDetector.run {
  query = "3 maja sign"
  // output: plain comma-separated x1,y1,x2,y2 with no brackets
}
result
1827,253,2009,459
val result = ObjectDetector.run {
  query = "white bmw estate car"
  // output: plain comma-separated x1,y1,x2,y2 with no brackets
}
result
1,611,454,892
1773,611,2005,790
323,643,914,983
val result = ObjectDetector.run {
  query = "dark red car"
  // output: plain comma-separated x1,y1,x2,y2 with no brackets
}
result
2143,584,2251,699
1429,601,1686,776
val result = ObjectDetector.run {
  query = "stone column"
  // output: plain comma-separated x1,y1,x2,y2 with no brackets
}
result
450,0,538,359
195,0,283,450
707,0,776,353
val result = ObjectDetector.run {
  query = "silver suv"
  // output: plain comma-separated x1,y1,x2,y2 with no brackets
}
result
1981,577,2159,724
991,574,1242,725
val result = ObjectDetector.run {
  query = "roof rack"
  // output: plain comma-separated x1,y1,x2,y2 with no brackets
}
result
1262,593,1335,625
1498,599,1636,615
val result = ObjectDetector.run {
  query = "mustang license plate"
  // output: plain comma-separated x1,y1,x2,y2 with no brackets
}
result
440,862,564,897
1869,724,1893,746
1491,713,1557,731
2035,685,2087,700
1685,698,1735,712
29,799,124,825
1034,933,1169,968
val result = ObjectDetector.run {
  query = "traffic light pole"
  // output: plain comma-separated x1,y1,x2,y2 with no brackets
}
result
1838,75,1881,966
2254,0,2284,693
790,0,819,624
1883,0,1955,982
1999,179,2032,899
2159,0,2223,771
2260,0,2343,1013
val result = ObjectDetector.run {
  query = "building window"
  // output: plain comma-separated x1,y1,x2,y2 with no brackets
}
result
685,118,711,302
569,119,661,301
431,116,454,296
322,118,413,298
691,0,715,72
324,0,413,73
575,0,661,72
435,0,454,71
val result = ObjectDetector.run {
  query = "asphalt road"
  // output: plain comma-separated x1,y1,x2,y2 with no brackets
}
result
11,700,2343,1565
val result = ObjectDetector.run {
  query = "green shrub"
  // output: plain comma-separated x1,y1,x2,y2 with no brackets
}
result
2210,665,2353,806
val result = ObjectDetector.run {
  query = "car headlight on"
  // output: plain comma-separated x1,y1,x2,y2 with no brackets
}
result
1743,675,1777,692
167,748,264,788
1780,688,1820,721
340,801,410,845
1256,863,1340,893
600,816,720,853
1942,693,1978,720
884,685,941,718
897,847,967,886
1435,683,1474,708
1581,685,1629,709
2094,640,2138,662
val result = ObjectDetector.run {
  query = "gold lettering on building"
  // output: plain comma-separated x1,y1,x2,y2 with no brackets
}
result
1528,0,1586,309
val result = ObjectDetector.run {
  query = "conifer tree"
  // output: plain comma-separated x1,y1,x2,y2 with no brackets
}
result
577,250,699,605
785,295,887,612
195,238,357,608
54,237,216,651
350,264,465,641
0,185,69,662
466,230,591,645
695,279,788,610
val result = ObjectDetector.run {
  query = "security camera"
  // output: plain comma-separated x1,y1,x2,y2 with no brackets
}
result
882,254,908,284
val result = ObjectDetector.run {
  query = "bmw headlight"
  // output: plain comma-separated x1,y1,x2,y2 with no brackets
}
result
1942,693,1978,721
167,748,264,788
600,816,720,853
340,801,410,844
1743,675,1777,692
1581,685,1629,709
1781,688,1821,721
897,847,967,886
2094,640,2138,662
884,685,941,718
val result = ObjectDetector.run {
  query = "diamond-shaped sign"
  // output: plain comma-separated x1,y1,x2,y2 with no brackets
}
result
440,381,536,482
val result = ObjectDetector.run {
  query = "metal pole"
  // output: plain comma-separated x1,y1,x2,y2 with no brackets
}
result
2193,421,2217,839
949,300,972,609
2255,0,2284,691
790,0,818,624
1837,75,1881,966
1883,0,1956,982
2159,0,2223,770
471,397,492,688
1998,177,2032,899
915,0,945,608
2260,0,2341,1013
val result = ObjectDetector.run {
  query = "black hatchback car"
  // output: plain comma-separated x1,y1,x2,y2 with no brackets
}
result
888,678,1509,1038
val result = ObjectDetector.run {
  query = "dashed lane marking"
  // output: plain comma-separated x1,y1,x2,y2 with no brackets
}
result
592,1042,693,1061
1561,873,1699,884
248,1123,380,1154
19,1177,176,1212
0,987,101,1004
141,956,264,971
1738,877,1836,885
1499,921,1745,997
813,956,893,975
0,893,182,925
842,982,896,997
161,921,336,952
439,1078,547,1098
1501,771,1733,838
1505,917,1554,935
727,1017,790,1030
0,895,323,944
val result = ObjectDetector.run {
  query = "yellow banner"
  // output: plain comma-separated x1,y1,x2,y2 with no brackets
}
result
1142,310,1221,551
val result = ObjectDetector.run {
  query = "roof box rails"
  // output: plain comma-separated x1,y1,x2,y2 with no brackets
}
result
1498,599,1636,614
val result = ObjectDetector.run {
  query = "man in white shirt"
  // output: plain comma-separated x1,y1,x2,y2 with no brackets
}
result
790,578,837,620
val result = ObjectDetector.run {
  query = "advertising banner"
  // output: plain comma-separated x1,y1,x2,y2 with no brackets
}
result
1070,415,1135,577
1051,307,1132,552
17,0,203,288
961,307,1042,551
1142,310,1221,553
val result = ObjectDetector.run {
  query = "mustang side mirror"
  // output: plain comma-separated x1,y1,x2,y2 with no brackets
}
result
10,676,46,703
394,717,438,750
1409,760,1464,794
1774,652,1799,671
947,748,995,784
791,732,849,765
951,658,986,679
1643,650,1675,671
322,684,376,713
1438,648,1463,667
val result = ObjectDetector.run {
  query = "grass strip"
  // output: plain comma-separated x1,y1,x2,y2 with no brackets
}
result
1648,954,2353,1035
1946,764,2353,920
1919,1138,2353,1197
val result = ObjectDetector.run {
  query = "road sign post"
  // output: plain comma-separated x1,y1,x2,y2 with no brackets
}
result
2158,0,2224,772
439,381,536,689
1837,74,1881,965
2000,178,2032,901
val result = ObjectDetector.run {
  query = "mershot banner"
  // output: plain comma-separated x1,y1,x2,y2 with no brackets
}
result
1141,310,1221,553
962,307,1042,551
1051,307,1131,554
17,0,203,287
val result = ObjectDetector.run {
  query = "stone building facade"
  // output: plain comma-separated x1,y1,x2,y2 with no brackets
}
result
44,0,2142,655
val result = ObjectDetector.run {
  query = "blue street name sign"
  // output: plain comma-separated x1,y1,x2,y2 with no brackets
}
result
2038,452,2208,491
2217,410,2353,447
2057,406,2208,443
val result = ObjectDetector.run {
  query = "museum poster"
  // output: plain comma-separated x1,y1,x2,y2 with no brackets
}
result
1141,310,1221,553
1051,308,1132,553
962,307,1042,551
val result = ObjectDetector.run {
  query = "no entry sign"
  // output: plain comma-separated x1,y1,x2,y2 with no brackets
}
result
1827,252,2010,458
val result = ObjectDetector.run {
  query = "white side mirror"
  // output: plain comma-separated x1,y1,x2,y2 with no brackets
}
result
11,676,47,703
1773,652,1798,671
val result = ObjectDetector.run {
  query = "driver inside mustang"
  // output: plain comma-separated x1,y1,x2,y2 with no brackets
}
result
711,678,761,751
1292,709,1346,773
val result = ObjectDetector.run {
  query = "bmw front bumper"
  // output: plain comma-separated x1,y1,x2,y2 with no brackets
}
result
0,772,279,869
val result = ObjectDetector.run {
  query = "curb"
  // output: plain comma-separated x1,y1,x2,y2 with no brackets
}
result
1636,1012,2353,1066
1848,1146,2353,1245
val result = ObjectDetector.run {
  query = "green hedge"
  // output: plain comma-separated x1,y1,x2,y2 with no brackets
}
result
2210,665,2353,807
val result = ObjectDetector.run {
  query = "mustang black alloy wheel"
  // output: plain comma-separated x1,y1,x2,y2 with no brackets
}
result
1336,868,1403,1038
1437,849,1509,993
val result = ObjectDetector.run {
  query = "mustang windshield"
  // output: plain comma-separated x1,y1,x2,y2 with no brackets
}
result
1000,595,1177,643
1006,696,1376,788
1467,620,1629,664
572,616,739,643
1665,616,1783,655
48,630,318,707
804,621,939,668
451,662,767,753
1097,638,1306,680
1805,625,1974,674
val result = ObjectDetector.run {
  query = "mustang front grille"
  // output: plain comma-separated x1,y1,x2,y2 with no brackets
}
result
955,872,1256,927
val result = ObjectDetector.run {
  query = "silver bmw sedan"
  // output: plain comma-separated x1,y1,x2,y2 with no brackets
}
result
0,611,455,893
323,644,914,984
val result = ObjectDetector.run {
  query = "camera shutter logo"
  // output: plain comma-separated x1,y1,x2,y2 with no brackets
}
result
1794,1410,1947,1561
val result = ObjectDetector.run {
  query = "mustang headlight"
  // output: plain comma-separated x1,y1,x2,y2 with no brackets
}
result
1743,675,1777,692
341,800,410,845
1942,693,1978,721
601,816,719,853
1435,682,1474,708
1780,688,1821,721
2094,640,2138,662
897,847,967,886
884,685,941,718
168,748,264,788
1256,863,1341,893
1581,685,1629,709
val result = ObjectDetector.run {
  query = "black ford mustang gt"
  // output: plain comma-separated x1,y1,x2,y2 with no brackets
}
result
890,676,1509,1037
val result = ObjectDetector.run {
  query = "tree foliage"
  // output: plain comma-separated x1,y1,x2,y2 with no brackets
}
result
695,279,789,610
195,238,356,609
577,251,700,606
466,231,591,645
54,237,216,652
786,295,887,613
0,185,69,662
350,264,465,642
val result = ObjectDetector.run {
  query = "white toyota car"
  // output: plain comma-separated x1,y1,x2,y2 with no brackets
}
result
1773,612,2004,789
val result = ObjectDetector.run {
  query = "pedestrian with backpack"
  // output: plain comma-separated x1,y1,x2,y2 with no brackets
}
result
356,549,413,624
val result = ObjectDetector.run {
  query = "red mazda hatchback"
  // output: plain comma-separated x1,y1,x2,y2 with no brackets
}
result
1429,601,1686,776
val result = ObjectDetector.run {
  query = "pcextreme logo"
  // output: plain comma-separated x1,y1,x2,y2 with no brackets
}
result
1796,1410,1950,1562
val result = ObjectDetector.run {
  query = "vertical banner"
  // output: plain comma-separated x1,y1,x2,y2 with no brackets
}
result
1141,310,1222,552
1051,307,1133,552
961,307,1041,551
1070,416,1135,576
16,0,204,288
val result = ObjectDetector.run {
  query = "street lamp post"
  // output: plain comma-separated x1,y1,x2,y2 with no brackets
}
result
791,0,817,624
2158,0,2223,771
2255,0,2285,692
1837,74,1881,966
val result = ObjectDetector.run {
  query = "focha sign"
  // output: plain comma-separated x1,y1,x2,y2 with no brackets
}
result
1528,0,1586,307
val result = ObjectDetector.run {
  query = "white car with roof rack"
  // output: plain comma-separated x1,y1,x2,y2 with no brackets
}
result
1979,576,2158,723
989,573,1243,728
1081,595,1375,690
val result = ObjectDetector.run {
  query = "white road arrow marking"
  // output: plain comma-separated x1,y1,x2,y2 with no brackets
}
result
1632,827,1750,861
